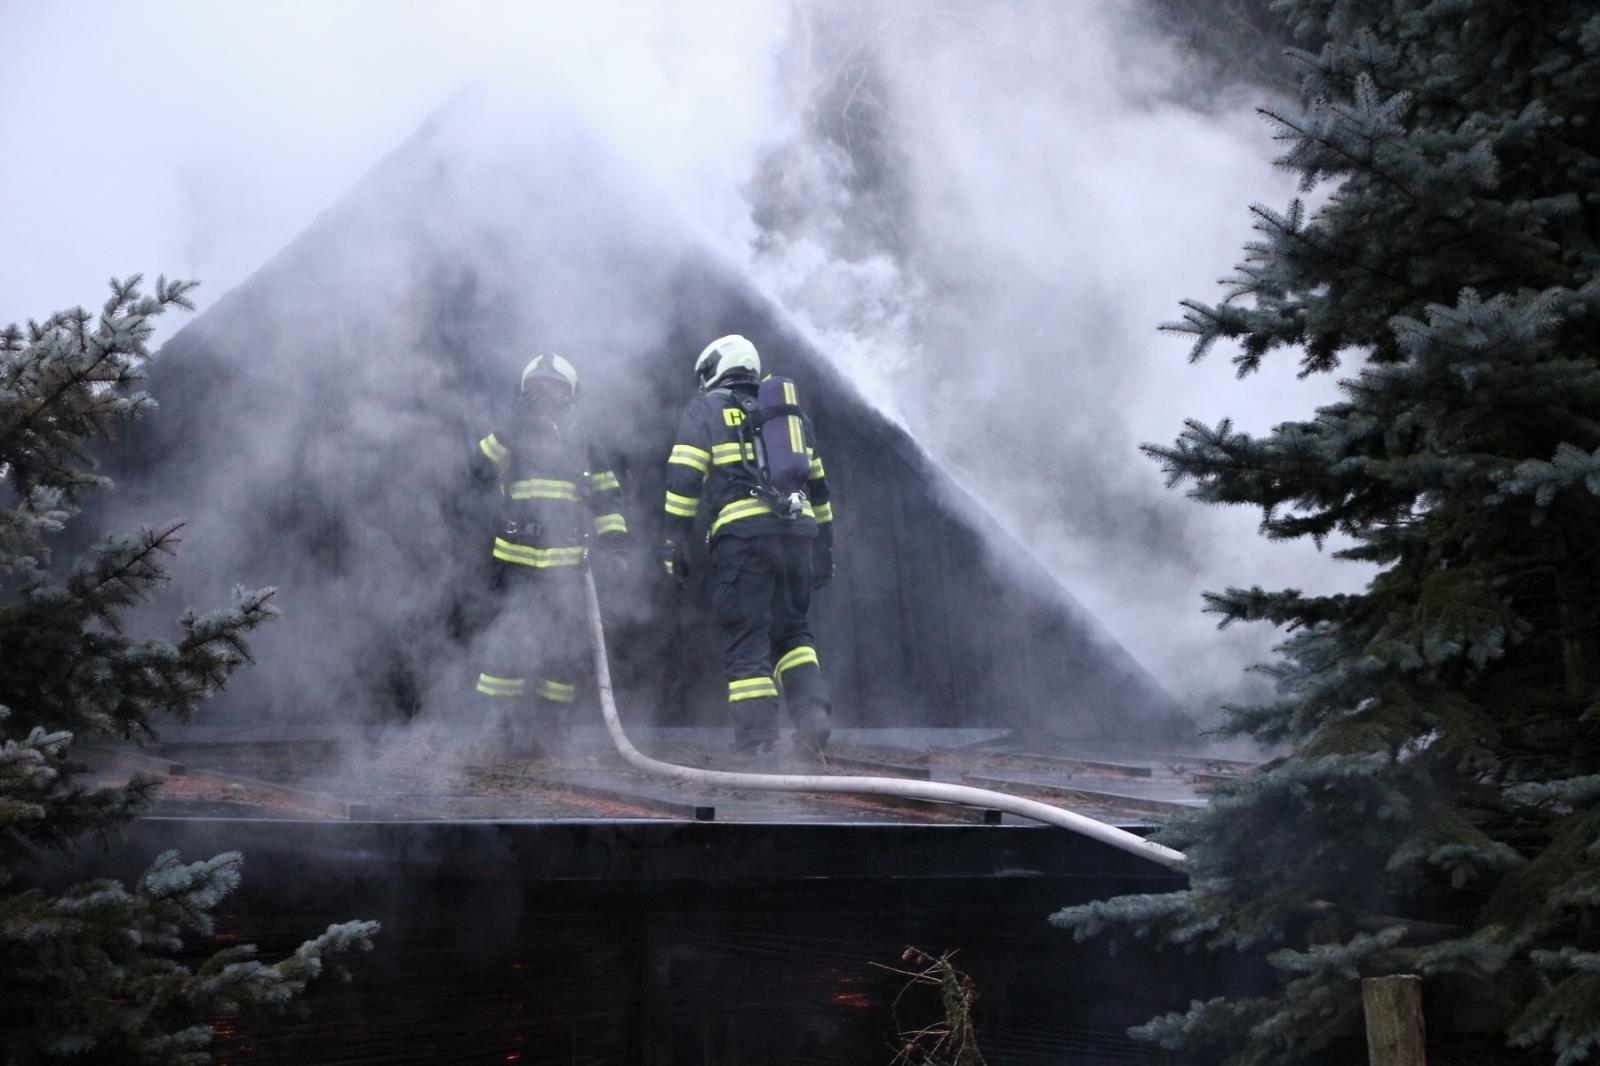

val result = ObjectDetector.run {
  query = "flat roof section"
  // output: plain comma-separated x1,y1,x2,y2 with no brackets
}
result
83,727,1244,838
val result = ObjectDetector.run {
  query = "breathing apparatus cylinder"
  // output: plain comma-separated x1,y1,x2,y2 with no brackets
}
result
753,376,811,518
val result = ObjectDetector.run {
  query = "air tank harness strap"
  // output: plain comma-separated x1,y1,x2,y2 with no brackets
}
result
746,403,803,429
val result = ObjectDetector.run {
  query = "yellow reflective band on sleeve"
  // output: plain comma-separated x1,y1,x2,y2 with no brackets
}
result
479,433,510,464
593,513,628,535
709,497,815,536
664,491,699,518
536,678,577,703
808,457,826,479
668,444,710,473
509,478,579,501
476,673,526,698
589,470,621,493
774,645,820,679
783,381,803,454
711,442,757,465
492,539,587,568
812,502,833,524
727,676,780,702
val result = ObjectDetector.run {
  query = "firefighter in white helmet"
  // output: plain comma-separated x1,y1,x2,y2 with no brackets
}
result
469,353,629,755
659,334,836,757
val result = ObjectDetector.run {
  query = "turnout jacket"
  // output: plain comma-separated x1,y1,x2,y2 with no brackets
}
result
472,411,627,569
662,384,835,543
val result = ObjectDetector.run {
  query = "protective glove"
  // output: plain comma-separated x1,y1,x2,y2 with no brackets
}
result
660,538,689,590
811,527,835,590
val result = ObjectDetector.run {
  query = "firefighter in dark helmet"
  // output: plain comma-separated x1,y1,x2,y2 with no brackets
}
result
659,334,835,756
471,353,628,754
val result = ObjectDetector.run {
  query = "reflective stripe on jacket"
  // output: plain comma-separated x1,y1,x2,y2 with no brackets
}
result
472,416,627,568
661,384,834,543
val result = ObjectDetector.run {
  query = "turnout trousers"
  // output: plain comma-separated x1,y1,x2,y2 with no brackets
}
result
473,562,585,729
710,532,829,749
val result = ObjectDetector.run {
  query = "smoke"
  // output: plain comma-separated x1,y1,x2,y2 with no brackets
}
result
1,0,1367,774
2,2,792,780
738,0,1365,723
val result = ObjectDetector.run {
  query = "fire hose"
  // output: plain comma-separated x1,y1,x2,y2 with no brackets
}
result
581,568,1187,870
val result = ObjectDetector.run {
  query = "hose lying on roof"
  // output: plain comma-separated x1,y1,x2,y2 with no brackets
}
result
581,568,1187,871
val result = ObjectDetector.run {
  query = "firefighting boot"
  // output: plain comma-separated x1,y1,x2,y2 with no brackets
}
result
791,701,832,757
721,741,778,772
506,717,540,760
510,713,563,761
525,678,576,760
533,703,573,761
730,691,780,755
470,698,517,762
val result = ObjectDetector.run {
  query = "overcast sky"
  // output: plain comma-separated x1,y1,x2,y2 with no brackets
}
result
1,1,784,329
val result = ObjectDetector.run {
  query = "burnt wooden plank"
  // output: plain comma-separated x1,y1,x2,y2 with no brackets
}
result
528,773,715,821
826,740,932,765
818,753,933,780
960,772,1203,817
802,790,1001,825
929,730,1017,753
1153,751,1261,772
983,752,1156,778
84,744,352,819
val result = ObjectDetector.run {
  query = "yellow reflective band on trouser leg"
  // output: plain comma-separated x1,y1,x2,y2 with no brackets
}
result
536,678,577,703
476,674,526,698
727,677,780,702
593,513,627,535
773,646,820,687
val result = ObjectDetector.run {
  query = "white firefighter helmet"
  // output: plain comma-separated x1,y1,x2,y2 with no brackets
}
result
694,334,760,392
520,353,578,400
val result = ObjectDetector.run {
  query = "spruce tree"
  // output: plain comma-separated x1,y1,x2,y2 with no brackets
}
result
1,277,378,1064
1052,2,1600,1063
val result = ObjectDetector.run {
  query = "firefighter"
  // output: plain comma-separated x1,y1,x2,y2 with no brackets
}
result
659,334,836,757
470,353,628,755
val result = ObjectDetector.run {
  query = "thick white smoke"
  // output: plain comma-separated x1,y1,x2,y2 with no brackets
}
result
2,0,1366,742
736,1,1364,722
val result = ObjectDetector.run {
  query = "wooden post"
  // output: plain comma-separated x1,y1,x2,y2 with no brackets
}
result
1363,974,1426,1066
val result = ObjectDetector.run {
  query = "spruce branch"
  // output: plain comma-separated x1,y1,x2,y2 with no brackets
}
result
0,276,374,1060
1113,7,1600,1059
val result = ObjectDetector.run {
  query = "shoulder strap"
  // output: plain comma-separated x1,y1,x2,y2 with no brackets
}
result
708,388,775,491
749,403,803,429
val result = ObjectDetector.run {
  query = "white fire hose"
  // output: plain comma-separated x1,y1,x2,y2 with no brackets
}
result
581,568,1187,870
